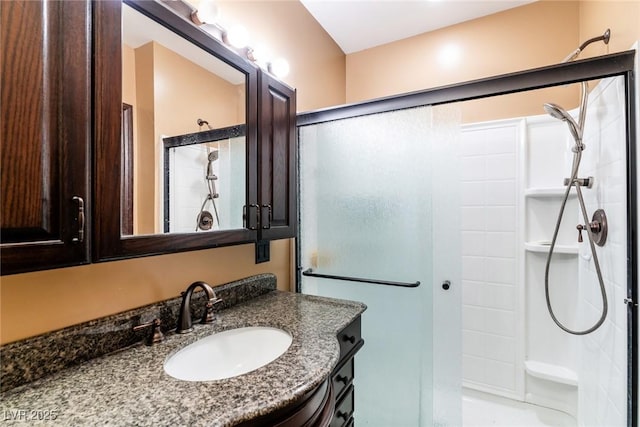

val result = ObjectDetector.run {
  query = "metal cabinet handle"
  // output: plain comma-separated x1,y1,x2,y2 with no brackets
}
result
342,334,356,344
72,196,85,243
243,204,260,230
261,204,272,229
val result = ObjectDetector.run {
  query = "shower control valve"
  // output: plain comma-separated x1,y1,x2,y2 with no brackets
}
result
576,222,600,243
576,209,608,246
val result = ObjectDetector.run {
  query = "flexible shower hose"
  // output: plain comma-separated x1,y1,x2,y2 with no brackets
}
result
544,148,608,335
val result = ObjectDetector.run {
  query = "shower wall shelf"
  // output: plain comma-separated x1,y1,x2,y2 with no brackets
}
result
524,242,578,254
524,360,578,387
524,188,577,198
522,114,579,417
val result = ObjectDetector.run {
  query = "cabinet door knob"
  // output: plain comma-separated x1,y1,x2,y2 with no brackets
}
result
72,196,85,243
342,334,356,344
336,410,349,420
336,374,349,384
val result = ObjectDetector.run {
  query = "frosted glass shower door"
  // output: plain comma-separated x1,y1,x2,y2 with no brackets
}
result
299,106,461,426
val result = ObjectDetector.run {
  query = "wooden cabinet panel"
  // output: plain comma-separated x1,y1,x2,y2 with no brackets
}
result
331,316,363,427
1,0,90,274
332,358,354,402
258,72,297,241
331,386,354,427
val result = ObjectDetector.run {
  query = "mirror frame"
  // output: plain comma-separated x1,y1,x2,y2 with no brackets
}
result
93,0,259,262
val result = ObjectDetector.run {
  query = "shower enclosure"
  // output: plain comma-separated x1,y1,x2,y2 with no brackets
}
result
163,125,246,233
296,51,636,426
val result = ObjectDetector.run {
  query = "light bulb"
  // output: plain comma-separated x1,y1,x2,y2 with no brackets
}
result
226,25,250,49
196,0,218,24
250,43,271,63
270,58,290,78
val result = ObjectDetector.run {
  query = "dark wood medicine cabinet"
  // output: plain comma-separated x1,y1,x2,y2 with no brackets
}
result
0,0,296,275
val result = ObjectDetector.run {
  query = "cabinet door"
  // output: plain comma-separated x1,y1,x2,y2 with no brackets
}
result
0,0,90,275
258,72,297,240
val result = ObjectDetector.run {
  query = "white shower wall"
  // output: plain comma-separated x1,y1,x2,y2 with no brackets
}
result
460,120,523,399
460,75,628,427
576,76,628,427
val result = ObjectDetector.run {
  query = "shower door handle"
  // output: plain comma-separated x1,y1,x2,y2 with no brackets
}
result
302,268,420,288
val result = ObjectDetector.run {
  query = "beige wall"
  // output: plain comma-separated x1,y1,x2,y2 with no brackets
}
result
345,1,639,122
133,42,156,234
579,1,640,60
209,0,347,112
0,240,291,344
132,41,246,233
152,41,244,136
346,1,581,121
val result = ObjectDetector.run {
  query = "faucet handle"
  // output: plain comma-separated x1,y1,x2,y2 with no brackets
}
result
133,318,164,346
201,297,224,324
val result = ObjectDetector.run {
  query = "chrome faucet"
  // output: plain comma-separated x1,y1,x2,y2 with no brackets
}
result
176,281,223,334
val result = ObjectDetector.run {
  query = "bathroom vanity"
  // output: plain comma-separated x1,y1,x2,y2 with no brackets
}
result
0,275,366,426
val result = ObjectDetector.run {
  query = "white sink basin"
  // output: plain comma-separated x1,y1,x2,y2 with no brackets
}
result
164,326,292,381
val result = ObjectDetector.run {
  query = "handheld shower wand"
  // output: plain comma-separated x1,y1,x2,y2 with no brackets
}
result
196,149,220,231
543,103,581,143
543,29,611,335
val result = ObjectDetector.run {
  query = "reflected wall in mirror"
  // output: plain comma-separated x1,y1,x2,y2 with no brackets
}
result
121,3,246,236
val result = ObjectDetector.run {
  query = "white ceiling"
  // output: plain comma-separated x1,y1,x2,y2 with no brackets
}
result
300,0,536,54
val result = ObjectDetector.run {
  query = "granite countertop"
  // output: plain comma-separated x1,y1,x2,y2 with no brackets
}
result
0,291,366,426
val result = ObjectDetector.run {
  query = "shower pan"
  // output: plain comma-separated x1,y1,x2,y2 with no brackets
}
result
296,50,636,427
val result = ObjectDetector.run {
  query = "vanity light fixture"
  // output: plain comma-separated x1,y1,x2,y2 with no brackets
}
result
177,0,291,79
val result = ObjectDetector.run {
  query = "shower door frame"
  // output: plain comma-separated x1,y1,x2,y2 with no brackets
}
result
296,50,637,426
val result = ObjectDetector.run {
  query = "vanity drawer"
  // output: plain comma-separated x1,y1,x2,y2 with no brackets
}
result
331,385,354,427
332,357,354,401
338,316,361,360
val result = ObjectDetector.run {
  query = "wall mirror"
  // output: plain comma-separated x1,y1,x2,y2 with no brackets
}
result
94,0,258,261
122,2,246,236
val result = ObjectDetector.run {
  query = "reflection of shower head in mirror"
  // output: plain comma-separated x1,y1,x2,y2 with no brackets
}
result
206,149,219,180
197,118,213,130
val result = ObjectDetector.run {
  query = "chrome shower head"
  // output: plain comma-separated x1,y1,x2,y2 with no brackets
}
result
562,28,611,63
544,102,582,142
206,150,218,180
